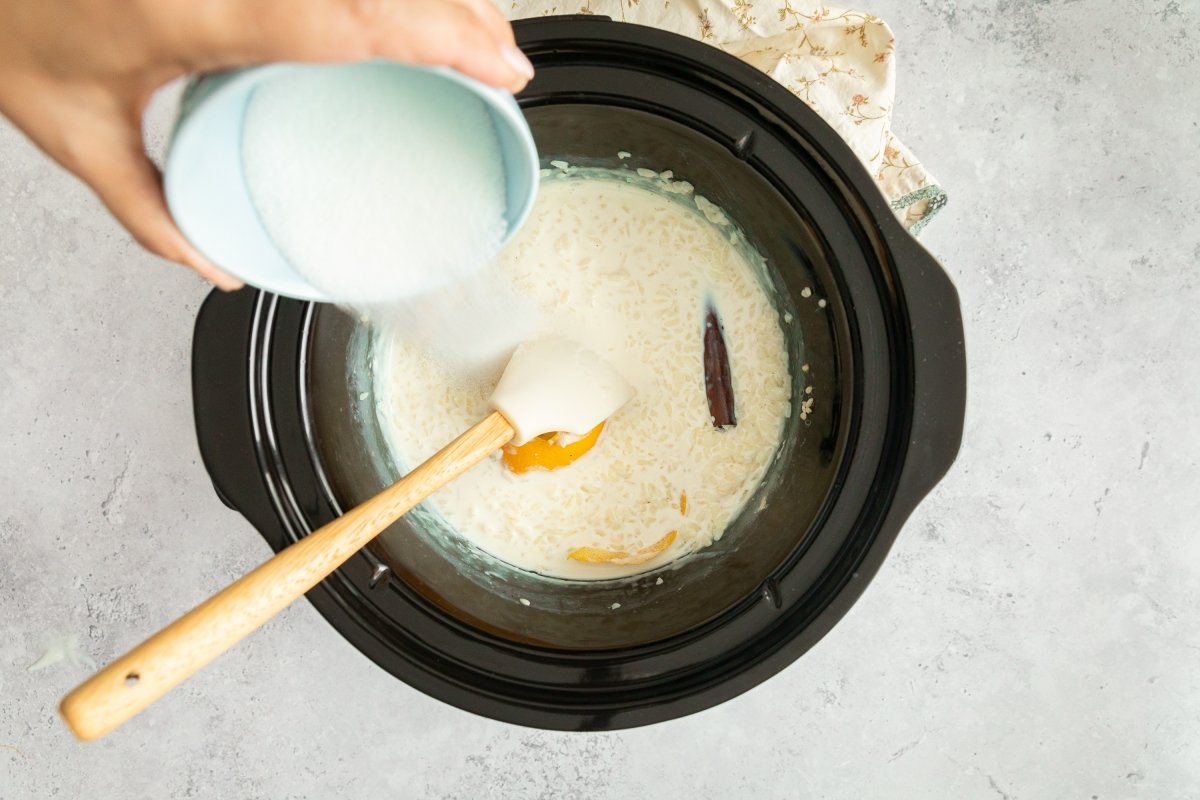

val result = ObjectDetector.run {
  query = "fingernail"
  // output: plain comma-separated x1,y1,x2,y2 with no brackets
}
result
211,274,246,292
205,266,245,292
503,45,535,81
183,246,244,292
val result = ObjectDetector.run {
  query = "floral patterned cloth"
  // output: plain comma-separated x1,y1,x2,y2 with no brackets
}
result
508,0,946,233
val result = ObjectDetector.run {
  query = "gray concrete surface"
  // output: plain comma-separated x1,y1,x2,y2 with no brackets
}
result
2,1,1198,797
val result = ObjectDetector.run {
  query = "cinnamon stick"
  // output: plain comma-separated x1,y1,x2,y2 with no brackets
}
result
703,304,736,429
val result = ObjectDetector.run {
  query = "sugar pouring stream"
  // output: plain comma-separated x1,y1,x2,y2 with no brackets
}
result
59,337,633,741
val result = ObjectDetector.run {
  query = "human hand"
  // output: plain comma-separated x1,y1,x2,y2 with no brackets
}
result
0,0,533,290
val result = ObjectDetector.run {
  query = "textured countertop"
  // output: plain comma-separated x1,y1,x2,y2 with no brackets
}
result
2,2,1197,797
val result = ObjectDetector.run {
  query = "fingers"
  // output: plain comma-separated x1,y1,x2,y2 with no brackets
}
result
3,82,243,290
72,120,244,291
182,0,531,92
443,0,516,48
371,0,532,91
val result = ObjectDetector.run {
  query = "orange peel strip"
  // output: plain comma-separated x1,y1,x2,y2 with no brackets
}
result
502,422,605,474
568,531,677,566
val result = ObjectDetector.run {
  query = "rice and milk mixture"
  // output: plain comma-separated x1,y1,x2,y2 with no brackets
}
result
237,68,790,579
374,168,791,580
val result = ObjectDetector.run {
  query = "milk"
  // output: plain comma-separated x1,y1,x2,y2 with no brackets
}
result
374,172,792,580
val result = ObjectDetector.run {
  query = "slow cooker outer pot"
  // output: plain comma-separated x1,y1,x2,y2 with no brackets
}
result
192,17,965,730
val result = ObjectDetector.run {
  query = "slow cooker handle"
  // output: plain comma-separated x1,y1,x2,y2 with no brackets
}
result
887,229,967,511
190,289,284,539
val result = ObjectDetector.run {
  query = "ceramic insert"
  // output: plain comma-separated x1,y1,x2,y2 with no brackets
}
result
373,167,791,580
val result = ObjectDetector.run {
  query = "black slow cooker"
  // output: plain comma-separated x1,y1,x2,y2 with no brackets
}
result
192,17,965,730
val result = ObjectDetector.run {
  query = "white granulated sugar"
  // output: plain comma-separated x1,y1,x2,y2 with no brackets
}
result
375,174,790,580
373,268,540,381
241,64,506,303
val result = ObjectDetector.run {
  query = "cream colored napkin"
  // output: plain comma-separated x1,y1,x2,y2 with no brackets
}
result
508,0,945,233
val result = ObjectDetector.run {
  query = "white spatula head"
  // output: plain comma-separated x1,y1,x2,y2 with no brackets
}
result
489,336,635,445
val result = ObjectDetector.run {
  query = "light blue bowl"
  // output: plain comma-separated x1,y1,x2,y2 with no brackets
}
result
164,62,539,302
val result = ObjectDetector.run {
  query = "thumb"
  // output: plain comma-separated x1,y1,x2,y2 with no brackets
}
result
74,119,244,291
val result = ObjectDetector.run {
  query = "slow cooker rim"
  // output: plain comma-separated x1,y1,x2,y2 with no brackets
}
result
191,16,963,731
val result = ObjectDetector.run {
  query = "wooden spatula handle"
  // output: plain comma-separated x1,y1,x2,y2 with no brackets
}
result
61,411,514,741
